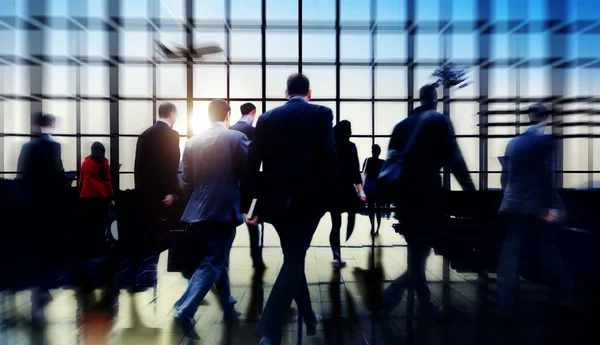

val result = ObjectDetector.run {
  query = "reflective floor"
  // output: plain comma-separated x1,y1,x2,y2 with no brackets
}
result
0,215,595,345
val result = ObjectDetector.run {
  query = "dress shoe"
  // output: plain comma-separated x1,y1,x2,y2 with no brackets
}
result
222,309,242,323
332,260,346,269
174,312,200,340
306,314,322,336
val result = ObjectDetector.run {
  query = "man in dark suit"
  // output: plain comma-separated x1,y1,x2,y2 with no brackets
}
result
230,102,265,269
381,84,475,320
497,103,574,318
17,113,67,324
131,102,181,292
173,99,249,339
246,74,339,345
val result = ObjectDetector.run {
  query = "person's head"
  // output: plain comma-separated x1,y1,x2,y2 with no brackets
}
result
371,144,381,158
334,120,352,143
90,141,106,163
208,99,231,127
285,73,311,101
528,103,550,124
36,113,56,134
240,102,257,122
419,84,438,109
158,102,178,127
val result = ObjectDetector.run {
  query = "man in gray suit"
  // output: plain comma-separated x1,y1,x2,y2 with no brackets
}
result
173,99,249,339
497,103,573,318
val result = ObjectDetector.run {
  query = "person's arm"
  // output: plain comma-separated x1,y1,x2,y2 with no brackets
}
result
180,140,193,204
444,117,476,191
541,136,565,212
103,159,114,197
54,143,67,187
168,130,181,199
350,143,366,200
234,133,250,180
500,140,512,190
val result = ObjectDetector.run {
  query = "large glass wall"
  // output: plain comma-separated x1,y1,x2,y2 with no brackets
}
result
1,0,599,190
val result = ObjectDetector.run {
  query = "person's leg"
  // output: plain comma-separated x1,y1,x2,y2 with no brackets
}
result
214,229,238,315
257,214,321,344
330,212,342,261
376,209,382,234
247,223,264,268
174,226,236,318
409,237,433,312
368,203,376,234
497,219,526,318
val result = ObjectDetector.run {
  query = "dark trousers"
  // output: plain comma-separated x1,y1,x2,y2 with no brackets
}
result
382,233,433,315
247,223,263,266
330,212,356,260
497,215,574,317
174,224,236,318
257,213,322,343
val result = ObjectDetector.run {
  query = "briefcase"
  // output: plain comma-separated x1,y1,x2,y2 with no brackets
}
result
167,225,204,278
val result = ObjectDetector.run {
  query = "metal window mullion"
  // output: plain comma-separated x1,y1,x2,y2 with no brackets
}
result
261,0,266,114
370,0,375,147
151,0,158,124
441,0,451,191
186,0,194,138
479,0,491,191
108,0,120,191
226,0,232,107
335,0,340,123
298,0,302,74
407,0,415,114
27,0,46,136
71,0,87,179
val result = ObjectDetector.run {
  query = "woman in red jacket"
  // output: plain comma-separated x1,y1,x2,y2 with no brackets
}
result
79,142,114,259
80,142,113,198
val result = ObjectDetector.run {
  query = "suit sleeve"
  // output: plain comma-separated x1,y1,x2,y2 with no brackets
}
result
246,117,265,203
541,136,565,211
180,140,193,203
235,134,250,180
54,143,66,187
500,140,513,190
169,130,182,198
443,117,475,191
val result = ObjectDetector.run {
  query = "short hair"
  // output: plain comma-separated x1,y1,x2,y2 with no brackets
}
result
158,102,177,118
528,103,550,123
37,113,56,128
208,99,231,122
286,73,310,96
372,144,382,157
240,102,256,115
419,84,438,106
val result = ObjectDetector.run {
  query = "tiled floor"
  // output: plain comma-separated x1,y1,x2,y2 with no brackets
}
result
0,215,594,344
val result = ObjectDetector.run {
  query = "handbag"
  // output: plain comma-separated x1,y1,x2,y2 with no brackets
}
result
377,110,433,204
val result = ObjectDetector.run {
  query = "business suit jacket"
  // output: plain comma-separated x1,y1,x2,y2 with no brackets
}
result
180,122,249,225
134,121,181,215
247,98,339,222
17,134,66,208
499,124,564,218
388,106,475,219
230,120,256,141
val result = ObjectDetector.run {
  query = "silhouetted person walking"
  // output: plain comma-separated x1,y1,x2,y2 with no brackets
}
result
362,144,385,235
330,120,365,268
497,103,575,318
246,74,339,345
230,102,265,269
17,113,67,325
382,84,475,319
173,99,248,340
131,102,181,292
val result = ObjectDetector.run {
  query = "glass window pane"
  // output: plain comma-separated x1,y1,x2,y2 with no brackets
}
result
456,137,478,174
266,0,298,24
87,31,108,58
522,67,550,98
80,137,110,164
3,100,30,134
42,100,76,134
303,0,335,24
266,101,287,112
82,66,109,97
488,138,512,172
451,173,479,191
563,138,588,172
376,0,406,22
230,0,261,23
43,64,76,96
489,67,515,98
45,30,70,57
374,137,391,160
375,67,407,99
122,0,148,18
157,65,186,98
452,0,476,21
194,0,225,22
451,34,477,60
303,30,336,62
340,102,372,136
231,30,262,61
450,102,479,135
375,32,406,61
414,67,437,96
564,173,588,189
451,66,478,99
53,137,77,171
416,34,440,60
192,100,211,135
341,0,370,22
119,138,138,172
5,136,29,173
417,0,440,22
120,174,134,190
303,66,336,99
341,32,370,62
119,101,153,135
266,30,298,62
158,31,186,54
120,30,150,59
341,67,371,99
491,33,510,61
167,100,188,136
120,65,152,97
81,101,110,135
352,138,373,167
266,66,296,98
194,65,227,98
230,66,262,98
309,101,336,119
159,0,185,22
375,102,405,135
194,29,227,62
